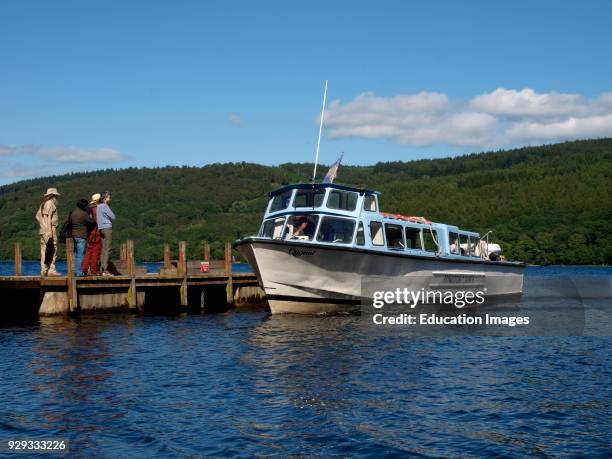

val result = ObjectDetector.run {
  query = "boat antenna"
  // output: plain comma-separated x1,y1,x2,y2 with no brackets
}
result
312,80,328,182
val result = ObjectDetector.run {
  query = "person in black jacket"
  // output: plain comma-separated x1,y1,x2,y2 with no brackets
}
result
70,199,94,276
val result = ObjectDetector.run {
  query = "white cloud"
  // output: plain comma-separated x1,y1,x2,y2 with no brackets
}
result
0,144,128,163
507,114,612,143
594,92,612,110
324,88,612,149
0,144,130,184
470,88,586,117
228,114,244,127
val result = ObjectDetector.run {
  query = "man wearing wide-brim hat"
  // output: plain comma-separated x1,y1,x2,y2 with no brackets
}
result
35,188,61,276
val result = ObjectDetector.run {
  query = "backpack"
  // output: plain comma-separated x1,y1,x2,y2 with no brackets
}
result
58,212,73,244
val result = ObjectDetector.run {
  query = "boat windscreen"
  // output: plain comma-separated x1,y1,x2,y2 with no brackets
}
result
316,216,356,244
261,217,286,239
283,215,319,241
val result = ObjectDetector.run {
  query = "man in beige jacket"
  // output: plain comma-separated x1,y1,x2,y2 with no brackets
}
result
36,188,61,276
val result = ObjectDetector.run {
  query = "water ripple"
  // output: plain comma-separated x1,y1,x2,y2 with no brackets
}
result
0,290,611,456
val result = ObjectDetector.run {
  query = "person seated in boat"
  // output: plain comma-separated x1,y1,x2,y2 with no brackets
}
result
291,216,315,240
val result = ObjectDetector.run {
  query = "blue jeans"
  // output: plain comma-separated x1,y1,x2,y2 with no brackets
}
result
74,237,87,275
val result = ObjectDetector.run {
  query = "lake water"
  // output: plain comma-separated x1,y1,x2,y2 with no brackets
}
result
0,266,610,457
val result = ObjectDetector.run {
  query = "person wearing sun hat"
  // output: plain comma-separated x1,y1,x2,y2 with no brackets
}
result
82,193,103,275
35,187,61,276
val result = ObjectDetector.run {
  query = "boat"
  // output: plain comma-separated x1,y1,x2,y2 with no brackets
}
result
234,182,525,314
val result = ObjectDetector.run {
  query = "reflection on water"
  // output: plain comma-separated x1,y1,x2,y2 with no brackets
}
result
0,268,611,457
2,311,609,457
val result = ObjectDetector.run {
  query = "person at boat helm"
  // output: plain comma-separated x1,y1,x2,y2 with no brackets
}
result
292,216,315,239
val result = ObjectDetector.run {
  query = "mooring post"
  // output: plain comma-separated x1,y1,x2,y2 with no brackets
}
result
120,243,127,261
179,241,188,306
66,238,77,313
127,240,137,310
225,241,233,305
204,241,210,262
163,243,171,268
14,242,22,276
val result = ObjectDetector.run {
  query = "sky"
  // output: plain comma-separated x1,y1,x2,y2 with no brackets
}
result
1,0,611,184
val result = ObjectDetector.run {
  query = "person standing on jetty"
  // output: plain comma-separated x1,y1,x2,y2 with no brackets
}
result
35,188,61,276
97,191,115,277
82,193,102,276
69,198,93,276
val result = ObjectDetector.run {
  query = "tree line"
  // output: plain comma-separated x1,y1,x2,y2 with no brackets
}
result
0,138,610,265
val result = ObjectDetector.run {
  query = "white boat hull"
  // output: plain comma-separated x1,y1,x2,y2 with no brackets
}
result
235,238,524,315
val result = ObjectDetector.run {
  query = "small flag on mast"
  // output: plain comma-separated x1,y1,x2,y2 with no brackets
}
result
322,153,343,184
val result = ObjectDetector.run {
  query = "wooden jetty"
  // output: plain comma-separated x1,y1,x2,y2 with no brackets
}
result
1,240,264,318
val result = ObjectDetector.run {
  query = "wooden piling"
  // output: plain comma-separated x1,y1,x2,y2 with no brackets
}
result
66,238,77,312
14,242,22,277
204,241,210,262
179,241,188,306
163,243,171,268
126,240,137,310
225,242,233,305
120,243,127,261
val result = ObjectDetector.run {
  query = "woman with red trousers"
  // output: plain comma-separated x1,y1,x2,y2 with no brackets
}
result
82,193,102,276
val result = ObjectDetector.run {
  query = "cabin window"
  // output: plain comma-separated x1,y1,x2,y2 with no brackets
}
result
405,227,422,250
282,215,320,241
370,221,384,246
316,217,355,244
269,190,292,212
261,217,286,239
385,224,405,250
356,222,365,246
423,228,439,253
459,234,472,256
448,231,460,255
293,189,325,208
327,190,358,211
363,195,377,212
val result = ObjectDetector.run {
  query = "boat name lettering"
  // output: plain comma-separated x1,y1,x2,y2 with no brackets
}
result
288,248,315,257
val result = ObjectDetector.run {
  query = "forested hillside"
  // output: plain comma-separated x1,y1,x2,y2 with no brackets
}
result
1,139,611,264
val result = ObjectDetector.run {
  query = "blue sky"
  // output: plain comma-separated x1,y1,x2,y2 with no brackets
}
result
1,0,611,184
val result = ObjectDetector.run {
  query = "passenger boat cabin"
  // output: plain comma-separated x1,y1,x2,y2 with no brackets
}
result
259,183,486,260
